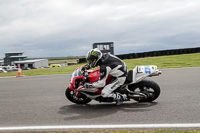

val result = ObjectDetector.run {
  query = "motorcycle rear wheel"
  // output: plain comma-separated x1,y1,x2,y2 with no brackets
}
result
65,88,92,104
128,79,160,102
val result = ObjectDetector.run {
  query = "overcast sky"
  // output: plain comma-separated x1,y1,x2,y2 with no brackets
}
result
0,0,200,59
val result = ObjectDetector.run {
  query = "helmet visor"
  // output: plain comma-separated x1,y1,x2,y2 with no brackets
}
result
86,57,97,68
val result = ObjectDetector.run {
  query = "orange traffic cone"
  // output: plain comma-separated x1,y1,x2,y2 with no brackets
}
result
17,65,22,77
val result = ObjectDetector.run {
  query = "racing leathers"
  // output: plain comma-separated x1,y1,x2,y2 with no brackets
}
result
87,53,128,104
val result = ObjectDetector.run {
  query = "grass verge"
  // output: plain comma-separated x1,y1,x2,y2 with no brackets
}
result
0,53,199,77
124,53,200,70
6,130,200,133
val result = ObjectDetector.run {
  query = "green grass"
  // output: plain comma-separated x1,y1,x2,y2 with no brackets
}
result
30,57,82,64
46,56,84,60
0,53,200,77
124,53,200,70
47,57,81,64
49,59,78,64
8,130,200,133
0,64,83,77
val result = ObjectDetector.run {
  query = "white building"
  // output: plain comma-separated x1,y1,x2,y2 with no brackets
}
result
14,59,49,69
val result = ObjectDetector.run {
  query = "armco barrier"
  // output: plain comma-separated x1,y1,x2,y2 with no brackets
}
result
116,47,200,60
78,47,200,63
78,58,87,63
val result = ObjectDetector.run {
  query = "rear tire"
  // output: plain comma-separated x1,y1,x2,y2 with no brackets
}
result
65,88,92,104
128,80,160,102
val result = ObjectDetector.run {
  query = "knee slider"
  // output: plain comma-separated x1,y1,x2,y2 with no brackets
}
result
101,90,110,98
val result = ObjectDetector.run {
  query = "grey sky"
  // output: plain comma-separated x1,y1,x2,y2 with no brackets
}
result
0,0,200,59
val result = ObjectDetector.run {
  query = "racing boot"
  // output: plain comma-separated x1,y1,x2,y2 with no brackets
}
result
114,92,127,105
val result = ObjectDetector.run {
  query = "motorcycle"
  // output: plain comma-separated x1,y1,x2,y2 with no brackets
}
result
65,65,161,104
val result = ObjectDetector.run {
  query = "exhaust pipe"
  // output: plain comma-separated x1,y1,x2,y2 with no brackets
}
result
126,88,147,98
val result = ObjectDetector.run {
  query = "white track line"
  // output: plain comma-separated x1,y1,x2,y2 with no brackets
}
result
0,123,200,131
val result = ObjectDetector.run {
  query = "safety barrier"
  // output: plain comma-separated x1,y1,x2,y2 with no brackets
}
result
116,47,200,60
78,47,200,63
78,58,87,63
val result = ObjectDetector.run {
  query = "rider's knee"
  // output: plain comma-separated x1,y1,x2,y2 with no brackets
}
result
101,89,110,97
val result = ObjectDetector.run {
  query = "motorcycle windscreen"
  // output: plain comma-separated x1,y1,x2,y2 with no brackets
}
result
73,67,83,77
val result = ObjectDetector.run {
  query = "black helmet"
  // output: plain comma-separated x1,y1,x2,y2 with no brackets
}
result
86,48,102,68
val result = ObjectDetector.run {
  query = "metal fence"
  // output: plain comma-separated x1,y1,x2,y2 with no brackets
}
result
79,47,200,63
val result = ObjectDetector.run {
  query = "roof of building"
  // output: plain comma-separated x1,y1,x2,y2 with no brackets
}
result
5,52,24,54
8,56,28,58
14,59,48,64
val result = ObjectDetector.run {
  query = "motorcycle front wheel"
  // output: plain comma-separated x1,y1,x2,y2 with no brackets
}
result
65,87,92,104
128,79,161,102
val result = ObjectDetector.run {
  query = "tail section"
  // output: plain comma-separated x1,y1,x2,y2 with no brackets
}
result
125,65,161,85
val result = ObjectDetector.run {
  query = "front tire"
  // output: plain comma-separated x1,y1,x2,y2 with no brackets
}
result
128,80,161,102
65,87,92,104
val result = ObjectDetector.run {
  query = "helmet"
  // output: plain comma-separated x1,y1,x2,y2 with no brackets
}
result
86,48,102,68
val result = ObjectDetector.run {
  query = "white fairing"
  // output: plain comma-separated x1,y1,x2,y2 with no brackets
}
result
130,65,161,84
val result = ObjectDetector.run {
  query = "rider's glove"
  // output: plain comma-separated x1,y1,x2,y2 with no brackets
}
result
84,83,94,89
81,64,91,71
85,64,91,70
81,65,86,71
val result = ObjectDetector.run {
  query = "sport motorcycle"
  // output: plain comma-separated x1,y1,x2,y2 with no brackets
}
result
65,65,161,104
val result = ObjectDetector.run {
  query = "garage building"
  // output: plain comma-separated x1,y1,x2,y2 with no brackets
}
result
14,59,49,69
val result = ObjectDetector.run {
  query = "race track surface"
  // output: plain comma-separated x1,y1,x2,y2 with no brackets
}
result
0,67,200,129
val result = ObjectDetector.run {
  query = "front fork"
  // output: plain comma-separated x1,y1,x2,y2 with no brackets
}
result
75,91,80,99
69,84,84,99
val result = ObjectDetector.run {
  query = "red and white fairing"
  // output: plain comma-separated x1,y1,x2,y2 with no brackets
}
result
69,66,112,94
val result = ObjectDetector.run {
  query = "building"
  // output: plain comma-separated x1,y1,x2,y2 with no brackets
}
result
2,52,49,69
0,60,3,66
4,52,27,65
14,59,49,69
93,42,114,54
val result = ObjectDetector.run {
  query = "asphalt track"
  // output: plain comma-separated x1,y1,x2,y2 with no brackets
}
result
0,67,200,131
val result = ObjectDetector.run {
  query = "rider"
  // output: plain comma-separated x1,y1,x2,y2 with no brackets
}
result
84,48,128,105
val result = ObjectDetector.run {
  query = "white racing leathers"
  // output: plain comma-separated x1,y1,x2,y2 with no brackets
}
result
91,54,128,99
